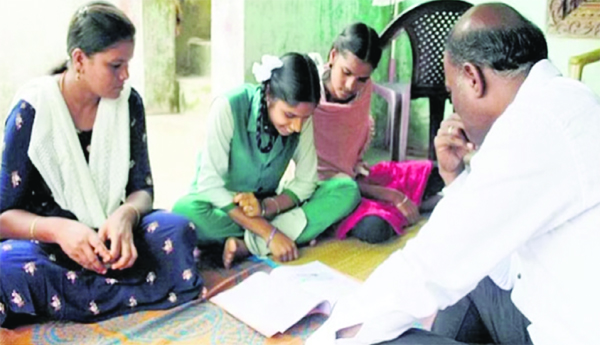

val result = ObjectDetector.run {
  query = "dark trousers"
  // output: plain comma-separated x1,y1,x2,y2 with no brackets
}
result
378,277,533,345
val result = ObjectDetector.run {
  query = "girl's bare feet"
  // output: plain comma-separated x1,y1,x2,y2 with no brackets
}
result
222,237,250,269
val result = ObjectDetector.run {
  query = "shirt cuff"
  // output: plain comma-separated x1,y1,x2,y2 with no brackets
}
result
281,188,300,206
220,202,237,213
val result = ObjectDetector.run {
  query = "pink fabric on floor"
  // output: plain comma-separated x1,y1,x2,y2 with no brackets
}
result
336,160,434,239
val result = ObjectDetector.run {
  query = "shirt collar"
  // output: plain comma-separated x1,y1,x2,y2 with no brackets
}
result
511,59,560,108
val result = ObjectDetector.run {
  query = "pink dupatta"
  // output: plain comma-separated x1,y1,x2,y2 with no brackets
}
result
336,160,433,239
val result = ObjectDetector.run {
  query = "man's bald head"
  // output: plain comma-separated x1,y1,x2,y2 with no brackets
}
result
454,3,532,34
446,3,547,77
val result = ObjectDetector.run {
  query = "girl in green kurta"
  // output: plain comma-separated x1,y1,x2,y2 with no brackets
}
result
173,53,360,268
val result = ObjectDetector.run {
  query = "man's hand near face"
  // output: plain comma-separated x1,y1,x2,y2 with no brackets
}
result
434,113,476,185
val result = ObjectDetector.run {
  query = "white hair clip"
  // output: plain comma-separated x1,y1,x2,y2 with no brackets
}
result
252,55,283,83
77,6,89,17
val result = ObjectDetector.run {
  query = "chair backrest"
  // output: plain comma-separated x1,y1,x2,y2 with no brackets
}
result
380,0,473,99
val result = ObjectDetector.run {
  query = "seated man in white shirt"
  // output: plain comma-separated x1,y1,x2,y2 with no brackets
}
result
306,3,600,345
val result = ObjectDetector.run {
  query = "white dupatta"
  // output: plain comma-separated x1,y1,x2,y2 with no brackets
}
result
14,76,131,228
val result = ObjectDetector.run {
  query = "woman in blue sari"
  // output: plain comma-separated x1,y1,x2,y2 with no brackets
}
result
0,2,203,328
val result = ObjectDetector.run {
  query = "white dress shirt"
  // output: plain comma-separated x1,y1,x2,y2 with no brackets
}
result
306,60,600,345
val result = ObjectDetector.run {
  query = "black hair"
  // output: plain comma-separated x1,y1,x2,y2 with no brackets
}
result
331,22,382,70
256,52,321,153
446,13,547,77
50,1,135,75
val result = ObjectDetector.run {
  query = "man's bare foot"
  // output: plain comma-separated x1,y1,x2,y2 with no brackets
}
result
222,237,250,269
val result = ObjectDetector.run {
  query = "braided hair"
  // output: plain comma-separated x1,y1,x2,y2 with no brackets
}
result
257,81,277,152
256,53,321,153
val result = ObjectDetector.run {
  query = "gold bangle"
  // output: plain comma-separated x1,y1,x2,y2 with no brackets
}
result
29,216,40,240
124,203,141,224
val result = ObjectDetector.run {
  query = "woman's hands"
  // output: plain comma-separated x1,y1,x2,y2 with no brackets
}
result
233,192,262,217
54,219,112,274
97,205,139,270
394,192,420,225
268,229,299,263
233,192,298,262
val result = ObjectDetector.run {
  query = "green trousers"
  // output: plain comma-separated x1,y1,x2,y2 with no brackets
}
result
172,178,360,247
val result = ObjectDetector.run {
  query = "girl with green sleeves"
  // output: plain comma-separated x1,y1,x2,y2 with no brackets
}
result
173,53,360,268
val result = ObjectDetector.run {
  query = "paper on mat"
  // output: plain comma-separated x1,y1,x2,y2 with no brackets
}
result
210,261,361,337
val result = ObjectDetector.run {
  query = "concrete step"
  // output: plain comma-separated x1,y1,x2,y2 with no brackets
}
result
187,37,211,77
177,75,212,114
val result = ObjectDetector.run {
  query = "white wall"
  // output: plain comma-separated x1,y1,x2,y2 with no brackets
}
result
0,0,145,130
211,0,245,97
468,0,600,93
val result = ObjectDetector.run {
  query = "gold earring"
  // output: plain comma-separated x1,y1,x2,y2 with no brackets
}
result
76,71,81,81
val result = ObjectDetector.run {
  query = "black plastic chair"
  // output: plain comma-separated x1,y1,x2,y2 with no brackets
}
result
374,0,472,161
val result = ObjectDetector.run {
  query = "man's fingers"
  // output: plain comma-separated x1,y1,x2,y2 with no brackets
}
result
447,112,463,122
437,135,471,151
439,120,464,133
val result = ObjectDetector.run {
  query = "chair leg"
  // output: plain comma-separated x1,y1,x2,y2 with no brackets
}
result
428,96,446,161
397,87,411,161
386,96,397,150
390,96,401,161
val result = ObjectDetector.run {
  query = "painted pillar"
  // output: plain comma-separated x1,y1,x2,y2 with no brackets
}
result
142,0,178,114
175,0,212,75
118,0,145,98
211,0,246,97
